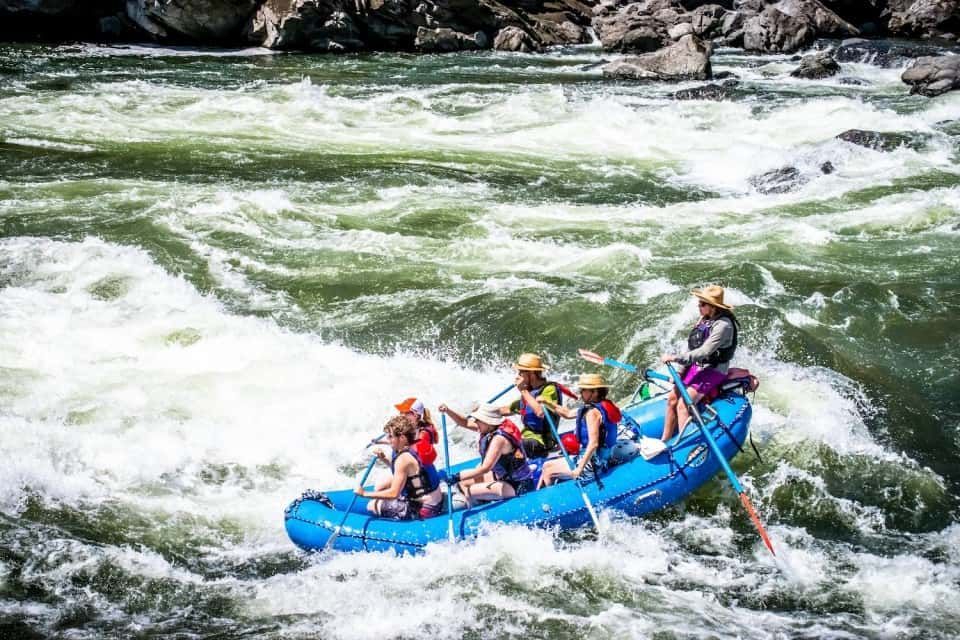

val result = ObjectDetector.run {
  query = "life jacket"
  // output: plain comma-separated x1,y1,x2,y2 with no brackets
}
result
518,381,561,449
414,422,438,466
687,314,738,366
479,419,533,484
575,399,621,469
391,449,440,502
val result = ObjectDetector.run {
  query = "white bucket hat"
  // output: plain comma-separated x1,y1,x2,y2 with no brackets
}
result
468,403,504,426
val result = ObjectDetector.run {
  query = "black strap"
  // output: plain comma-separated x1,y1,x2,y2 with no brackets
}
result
749,432,764,464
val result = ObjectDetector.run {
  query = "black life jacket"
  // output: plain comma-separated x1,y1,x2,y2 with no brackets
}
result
391,449,440,502
687,314,738,366
479,427,533,484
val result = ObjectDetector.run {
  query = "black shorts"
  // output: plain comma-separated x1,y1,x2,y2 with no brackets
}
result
522,438,553,459
504,477,535,496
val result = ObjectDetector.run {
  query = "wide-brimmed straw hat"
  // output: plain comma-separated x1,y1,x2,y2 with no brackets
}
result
512,353,549,372
692,285,733,311
468,403,505,426
576,373,610,389
394,397,425,418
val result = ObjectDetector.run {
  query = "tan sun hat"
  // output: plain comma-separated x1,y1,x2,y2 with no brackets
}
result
512,352,549,372
577,373,610,389
692,285,733,311
467,403,505,426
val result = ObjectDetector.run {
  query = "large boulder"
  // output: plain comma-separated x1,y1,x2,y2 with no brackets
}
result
835,129,922,151
126,0,259,42
886,0,960,40
493,25,543,50
593,0,684,51
790,50,840,78
602,33,712,80
673,78,739,99
902,55,960,96
743,0,857,52
0,0,124,39
246,0,364,50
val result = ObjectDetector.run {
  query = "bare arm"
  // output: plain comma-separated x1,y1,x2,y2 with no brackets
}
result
573,409,601,478
438,404,476,431
458,434,509,482
357,454,411,499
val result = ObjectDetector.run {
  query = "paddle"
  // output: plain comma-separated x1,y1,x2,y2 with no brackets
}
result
324,454,379,552
486,383,516,404
541,410,603,533
440,414,456,542
665,363,776,557
578,348,637,373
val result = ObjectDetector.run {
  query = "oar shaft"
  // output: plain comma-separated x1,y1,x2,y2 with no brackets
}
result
542,411,602,532
487,384,516,404
440,414,456,542
665,363,774,555
325,455,378,552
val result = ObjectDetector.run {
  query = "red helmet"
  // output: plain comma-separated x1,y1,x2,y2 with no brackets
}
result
560,432,580,456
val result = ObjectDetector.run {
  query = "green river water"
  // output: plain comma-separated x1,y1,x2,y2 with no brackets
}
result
1,41,959,639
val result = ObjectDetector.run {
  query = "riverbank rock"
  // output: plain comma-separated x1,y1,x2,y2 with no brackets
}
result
592,0,680,52
743,0,858,52
886,0,960,40
246,0,365,51
493,25,543,51
0,0,124,39
415,26,488,51
126,0,260,42
901,55,960,96
603,33,712,80
790,50,840,78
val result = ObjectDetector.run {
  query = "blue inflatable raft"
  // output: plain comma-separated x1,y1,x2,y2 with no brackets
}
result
285,388,753,554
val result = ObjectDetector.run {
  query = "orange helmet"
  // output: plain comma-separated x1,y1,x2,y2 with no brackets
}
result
560,432,580,456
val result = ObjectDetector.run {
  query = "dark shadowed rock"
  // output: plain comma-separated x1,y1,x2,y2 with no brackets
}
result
790,50,840,78
673,78,739,98
680,0,733,8
493,25,542,51
820,160,834,173
902,55,960,96
838,76,866,85
834,37,960,68
603,33,712,80
749,165,805,193
0,0,124,39
714,70,737,78
886,0,960,40
836,129,918,151
127,0,259,42
743,0,857,52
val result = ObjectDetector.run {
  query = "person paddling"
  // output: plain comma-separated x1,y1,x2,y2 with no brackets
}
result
395,396,439,466
499,353,562,459
660,285,739,442
355,416,443,520
438,403,534,507
538,373,621,488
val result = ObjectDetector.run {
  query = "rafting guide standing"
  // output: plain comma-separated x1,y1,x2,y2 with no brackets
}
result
660,285,739,442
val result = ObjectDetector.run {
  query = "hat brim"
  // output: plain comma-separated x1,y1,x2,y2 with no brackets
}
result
468,412,504,426
577,384,610,390
692,290,733,311
512,363,548,372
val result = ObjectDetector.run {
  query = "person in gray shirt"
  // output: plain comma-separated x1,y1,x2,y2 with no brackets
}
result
660,285,739,442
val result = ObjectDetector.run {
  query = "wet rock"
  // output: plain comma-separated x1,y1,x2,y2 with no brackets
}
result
246,0,365,51
834,37,960,68
673,78,739,98
126,0,259,42
493,25,542,51
835,129,917,151
838,76,865,85
790,50,840,78
680,0,733,8
603,33,712,80
820,160,834,174
886,0,960,40
902,55,960,96
714,69,737,78
743,0,858,53
749,165,806,193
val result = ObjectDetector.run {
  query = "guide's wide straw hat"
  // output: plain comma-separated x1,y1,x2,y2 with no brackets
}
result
513,353,549,372
692,285,733,311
